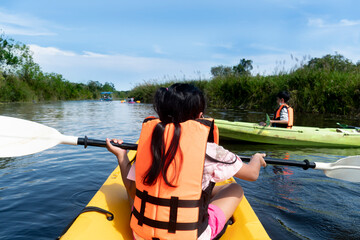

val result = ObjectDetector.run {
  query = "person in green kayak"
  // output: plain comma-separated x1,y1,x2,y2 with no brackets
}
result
261,91,294,128
106,83,266,240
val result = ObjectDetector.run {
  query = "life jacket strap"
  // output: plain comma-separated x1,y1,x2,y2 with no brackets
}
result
132,182,214,237
195,118,215,143
132,207,199,231
135,189,202,207
138,190,149,226
134,189,203,233
169,196,179,233
143,116,158,123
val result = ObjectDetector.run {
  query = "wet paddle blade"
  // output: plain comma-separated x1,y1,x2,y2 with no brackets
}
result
0,116,77,158
337,122,360,130
265,114,271,126
315,156,360,182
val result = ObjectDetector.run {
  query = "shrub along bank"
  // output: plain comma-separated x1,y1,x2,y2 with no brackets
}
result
129,54,360,116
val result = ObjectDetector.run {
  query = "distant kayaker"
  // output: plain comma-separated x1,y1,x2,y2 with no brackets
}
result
106,83,266,240
261,91,294,128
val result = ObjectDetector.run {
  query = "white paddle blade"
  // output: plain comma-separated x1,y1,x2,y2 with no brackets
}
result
0,116,77,158
315,156,360,182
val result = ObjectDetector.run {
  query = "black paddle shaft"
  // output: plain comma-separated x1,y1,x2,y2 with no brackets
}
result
77,136,138,150
76,137,316,170
238,155,316,170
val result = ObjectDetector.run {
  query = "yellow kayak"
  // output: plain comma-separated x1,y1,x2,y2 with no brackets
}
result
58,149,270,240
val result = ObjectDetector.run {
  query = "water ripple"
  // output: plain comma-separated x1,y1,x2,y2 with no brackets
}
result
1,101,359,240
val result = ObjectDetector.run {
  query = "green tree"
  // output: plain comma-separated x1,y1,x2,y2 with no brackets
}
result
0,35,21,72
0,34,36,74
211,65,233,77
233,58,253,76
0,33,120,102
102,82,116,92
87,80,102,92
306,54,355,72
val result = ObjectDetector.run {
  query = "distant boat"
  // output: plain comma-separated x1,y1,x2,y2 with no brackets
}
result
100,92,113,101
127,97,135,104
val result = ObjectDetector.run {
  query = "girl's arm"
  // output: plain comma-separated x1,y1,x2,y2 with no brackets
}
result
106,138,136,200
234,153,266,181
269,119,289,125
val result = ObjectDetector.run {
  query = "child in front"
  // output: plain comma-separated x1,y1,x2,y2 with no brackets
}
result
106,83,266,240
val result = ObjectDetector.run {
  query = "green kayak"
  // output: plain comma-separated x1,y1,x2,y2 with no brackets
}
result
215,119,360,147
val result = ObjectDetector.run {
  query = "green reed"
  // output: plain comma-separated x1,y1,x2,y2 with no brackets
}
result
129,61,360,116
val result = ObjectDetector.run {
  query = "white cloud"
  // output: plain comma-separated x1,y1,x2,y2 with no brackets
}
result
153,45,167,54
249,43,288,54
30,45,76,57
28,44,215,90
249,46,360,76
308,18,325,28
0,9,55,36
339,19,360,27
308,18,360,28
194,42,233,49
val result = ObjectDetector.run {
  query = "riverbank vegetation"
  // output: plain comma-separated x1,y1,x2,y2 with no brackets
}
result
0,34,125,102
130,54,360,116
1,34,359,116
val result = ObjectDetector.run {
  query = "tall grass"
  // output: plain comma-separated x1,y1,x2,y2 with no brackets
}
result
129,58,360,116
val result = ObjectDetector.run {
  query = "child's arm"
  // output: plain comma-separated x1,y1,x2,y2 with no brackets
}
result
234,153,266,181
269,119,289,126
106,138,136,200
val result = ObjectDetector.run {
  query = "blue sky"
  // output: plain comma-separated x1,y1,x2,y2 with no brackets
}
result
1,0,360,90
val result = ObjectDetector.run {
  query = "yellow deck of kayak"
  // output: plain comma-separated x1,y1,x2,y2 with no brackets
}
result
60,149,270,240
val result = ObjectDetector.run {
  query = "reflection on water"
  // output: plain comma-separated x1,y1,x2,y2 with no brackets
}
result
0,101,359,240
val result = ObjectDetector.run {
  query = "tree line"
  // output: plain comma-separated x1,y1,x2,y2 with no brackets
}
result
0,34,123,102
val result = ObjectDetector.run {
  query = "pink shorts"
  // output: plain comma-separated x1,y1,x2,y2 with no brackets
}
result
132,204,227,240
208,203,227,239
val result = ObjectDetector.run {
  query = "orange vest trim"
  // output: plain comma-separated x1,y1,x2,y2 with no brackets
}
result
274,104,294,129
130,117,218,240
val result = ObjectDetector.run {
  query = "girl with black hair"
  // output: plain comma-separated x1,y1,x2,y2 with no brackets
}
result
106,83,266,240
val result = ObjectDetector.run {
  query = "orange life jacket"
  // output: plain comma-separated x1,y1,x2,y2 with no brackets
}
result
273,104,294,128
130,116,219,240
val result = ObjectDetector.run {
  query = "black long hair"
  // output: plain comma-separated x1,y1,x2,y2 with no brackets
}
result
143,83,206,187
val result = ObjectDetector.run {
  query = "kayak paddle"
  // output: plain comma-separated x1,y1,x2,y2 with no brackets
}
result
239,155,360,183
265,114,271,126
1,116,360,183
337,122,360,130
0,116,137,158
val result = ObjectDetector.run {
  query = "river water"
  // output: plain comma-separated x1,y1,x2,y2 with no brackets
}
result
0,100,359,240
